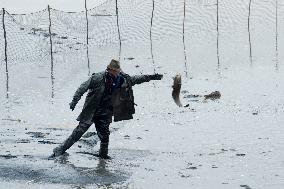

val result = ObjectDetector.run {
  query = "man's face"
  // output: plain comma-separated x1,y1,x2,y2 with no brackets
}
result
108,69,121,78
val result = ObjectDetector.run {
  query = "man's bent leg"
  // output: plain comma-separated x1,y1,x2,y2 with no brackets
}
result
52,122,91,157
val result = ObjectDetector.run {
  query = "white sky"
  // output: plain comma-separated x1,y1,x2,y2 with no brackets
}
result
0,0,106,13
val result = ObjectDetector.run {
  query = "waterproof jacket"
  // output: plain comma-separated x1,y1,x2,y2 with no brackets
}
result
71,71,154,124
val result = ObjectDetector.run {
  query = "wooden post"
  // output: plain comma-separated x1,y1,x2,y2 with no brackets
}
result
182,0,188,78
85,0,90,75
275,0,278,70
216,0,220,71
150,0,156,73
275,0,278,53
2,8,9,98
48,5,54,99
115,0,121,60
248,0,252,65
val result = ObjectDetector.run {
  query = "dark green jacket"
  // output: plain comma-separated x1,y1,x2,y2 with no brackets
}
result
72,71,154,124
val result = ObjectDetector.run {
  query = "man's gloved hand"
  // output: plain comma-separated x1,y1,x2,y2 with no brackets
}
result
69,101,77,111
150,73,163,80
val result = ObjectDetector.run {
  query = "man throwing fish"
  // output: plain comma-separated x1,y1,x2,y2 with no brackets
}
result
50,59,163,159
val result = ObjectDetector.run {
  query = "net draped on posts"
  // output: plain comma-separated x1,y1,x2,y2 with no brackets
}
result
0,0,282,78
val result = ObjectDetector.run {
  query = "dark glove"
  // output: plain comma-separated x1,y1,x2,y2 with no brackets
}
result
69,101,77,111
150,73,163,80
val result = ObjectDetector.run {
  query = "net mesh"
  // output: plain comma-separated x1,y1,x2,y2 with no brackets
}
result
5,10,50,63
1,0,281,65
0,0,283,87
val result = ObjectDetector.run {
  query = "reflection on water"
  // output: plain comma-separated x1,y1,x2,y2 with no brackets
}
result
86,45,90,76
51,55,55,100
52,153,129,187
51,70,55,100
5,71,9,99
275,53,279,71
0,153,129,188
0,142,151,188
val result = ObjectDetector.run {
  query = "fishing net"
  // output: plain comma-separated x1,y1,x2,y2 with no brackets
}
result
0,0,283,98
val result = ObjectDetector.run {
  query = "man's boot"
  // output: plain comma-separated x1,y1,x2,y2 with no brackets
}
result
98,142,110,159
51,124,88,157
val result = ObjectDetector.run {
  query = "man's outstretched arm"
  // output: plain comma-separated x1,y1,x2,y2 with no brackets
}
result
130,73,163,86
69,77,92,110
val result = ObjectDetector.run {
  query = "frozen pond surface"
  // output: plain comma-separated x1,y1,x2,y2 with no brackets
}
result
1,0,284,188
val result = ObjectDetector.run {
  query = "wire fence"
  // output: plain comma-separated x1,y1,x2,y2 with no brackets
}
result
0,0,283,100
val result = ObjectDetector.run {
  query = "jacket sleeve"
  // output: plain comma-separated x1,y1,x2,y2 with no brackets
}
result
71,77,92,104
130,75,152,86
